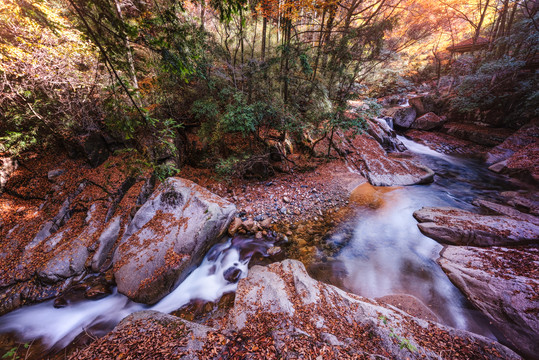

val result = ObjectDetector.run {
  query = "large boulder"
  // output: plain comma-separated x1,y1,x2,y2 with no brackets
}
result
413,207,539,246
473,199,539,226
411,112,446,131
384,106,417,129
226,259,520,359
113,178,236,304
70,310,215,359
347,134,434,186
439,246,539,359
36,203,101,283
489,143,539,183
69,260,521,359
500,191,539,216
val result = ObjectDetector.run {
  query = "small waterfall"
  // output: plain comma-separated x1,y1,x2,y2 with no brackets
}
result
0,237,270,350
397,135,458,163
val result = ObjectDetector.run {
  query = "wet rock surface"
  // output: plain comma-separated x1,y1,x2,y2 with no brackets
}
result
485,121,539,165
113,177,236,304
71,260,521,360
413,206,539,246
346,133,435,186
439,246,539,359
384,106,417,129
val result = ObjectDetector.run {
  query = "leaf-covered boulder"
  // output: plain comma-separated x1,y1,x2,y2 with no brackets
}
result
439,246,539,359
113,178,236,304
413,207,539,246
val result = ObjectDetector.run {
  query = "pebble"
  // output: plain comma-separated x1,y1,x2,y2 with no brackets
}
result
267,246,282,256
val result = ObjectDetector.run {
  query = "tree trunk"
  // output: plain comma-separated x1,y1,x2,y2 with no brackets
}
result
311,8,326,81
113,0,138,91
261,16,267,60
240,8,244,65
473,0,490,44
200,0,206,30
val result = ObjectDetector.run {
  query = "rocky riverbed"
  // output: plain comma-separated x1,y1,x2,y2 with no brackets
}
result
1,96,538,359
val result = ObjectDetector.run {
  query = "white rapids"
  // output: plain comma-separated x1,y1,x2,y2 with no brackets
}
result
0,237,270,350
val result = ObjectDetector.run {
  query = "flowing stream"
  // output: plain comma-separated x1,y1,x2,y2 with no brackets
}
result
310,135,523,339
0,135,525,351
0,237,271,350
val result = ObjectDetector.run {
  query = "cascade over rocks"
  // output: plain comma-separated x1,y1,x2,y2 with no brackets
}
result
383,106,417,129
113,177,236,304
366,118,407,152
346,133,434,186
439,246,539,360
0,157,18,192
413,207,539,246
73,260,521,359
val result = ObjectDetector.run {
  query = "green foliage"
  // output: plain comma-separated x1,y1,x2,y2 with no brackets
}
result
215,156,242,178
0,131,38,156
1,343,29,360
155,163,180,181
450,55,537,126
389,329,417,353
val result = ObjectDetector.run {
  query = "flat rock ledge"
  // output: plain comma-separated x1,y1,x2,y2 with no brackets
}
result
439,246,539,359
73,260,521,360
413,207,539,246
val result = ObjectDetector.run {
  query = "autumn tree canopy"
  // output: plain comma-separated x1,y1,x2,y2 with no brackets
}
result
1,0,537,171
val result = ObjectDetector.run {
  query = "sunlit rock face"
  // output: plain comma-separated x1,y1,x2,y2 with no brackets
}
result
346,134,434,186
113,177,236,304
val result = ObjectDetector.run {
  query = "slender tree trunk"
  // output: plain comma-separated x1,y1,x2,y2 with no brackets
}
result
311,8,326,81
498,0,510,38
251,13,258,59
261,16,267,60
113,0,138,91
200,0,206,30
240,8,244,64
473,0,490,44
506,1,518,36
283,18,291,104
